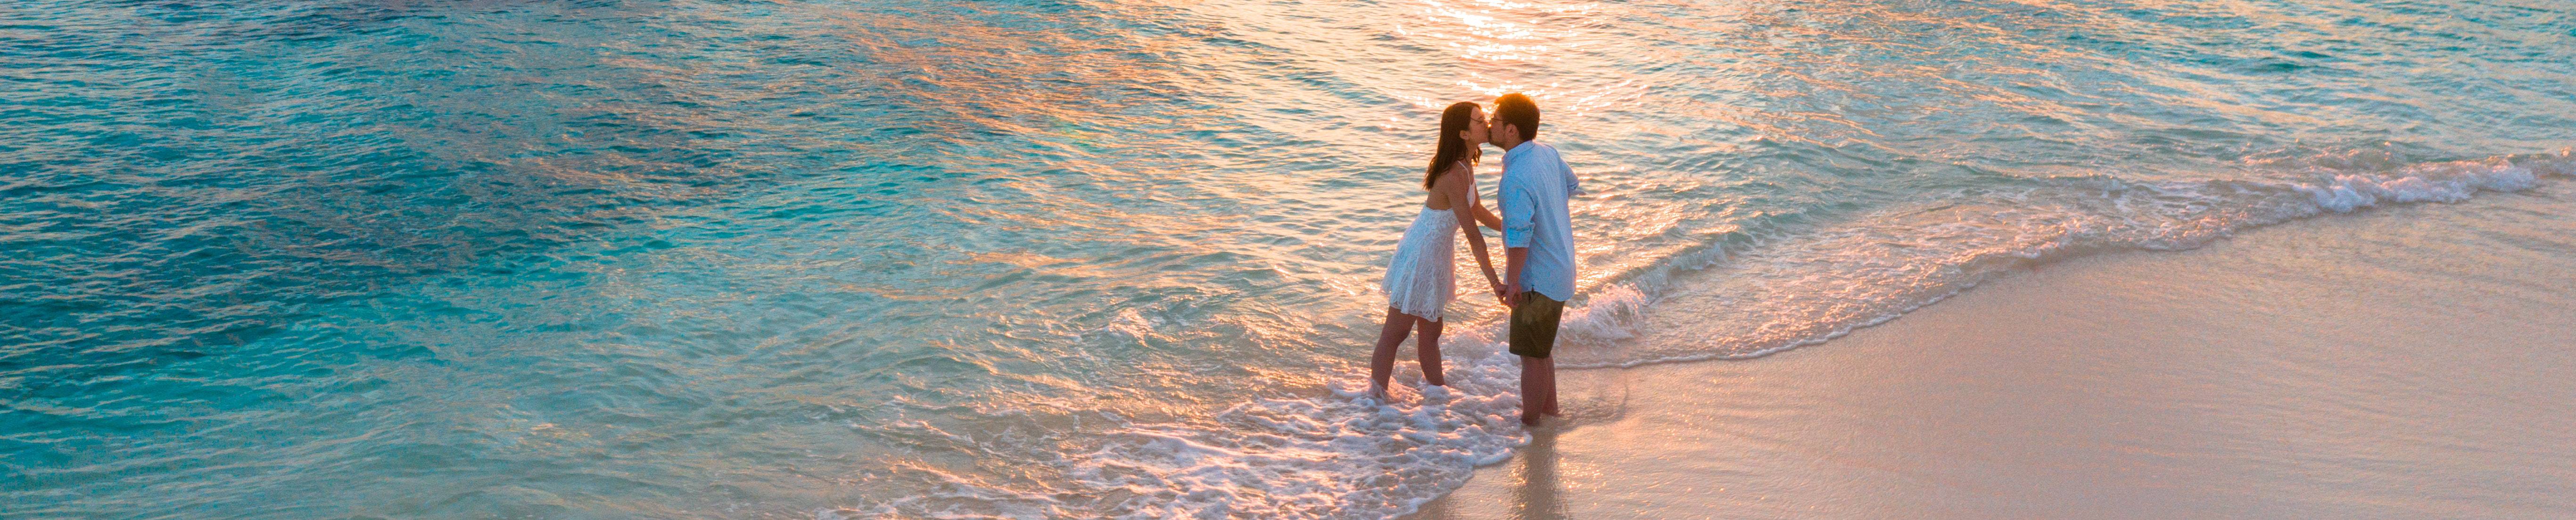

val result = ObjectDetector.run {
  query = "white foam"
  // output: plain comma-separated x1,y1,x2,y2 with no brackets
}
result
2300,158,2542,213
1060,331,1529,519
1553,283,1651,345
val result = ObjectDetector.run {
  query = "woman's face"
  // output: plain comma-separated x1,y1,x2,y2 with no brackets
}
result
1461,107,1490,146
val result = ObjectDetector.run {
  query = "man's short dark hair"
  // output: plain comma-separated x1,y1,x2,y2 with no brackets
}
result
1493,93,1539,142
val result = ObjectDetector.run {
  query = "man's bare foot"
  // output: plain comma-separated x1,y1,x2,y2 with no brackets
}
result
1520,413,1543,427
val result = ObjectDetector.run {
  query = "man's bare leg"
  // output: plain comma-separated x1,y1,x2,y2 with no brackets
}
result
1534,356,1560,416
1519,355,1545,426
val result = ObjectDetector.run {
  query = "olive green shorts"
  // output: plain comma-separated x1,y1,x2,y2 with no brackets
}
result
1508,292,1565,359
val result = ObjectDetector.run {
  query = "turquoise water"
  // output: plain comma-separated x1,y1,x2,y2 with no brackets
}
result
3,0,2571,517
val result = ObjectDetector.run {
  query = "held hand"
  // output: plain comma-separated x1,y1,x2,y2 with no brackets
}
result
1504,285,1524,309
1489,280,1510,307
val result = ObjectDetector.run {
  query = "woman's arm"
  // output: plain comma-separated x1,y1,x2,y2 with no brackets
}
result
1463,165,1503,230
1470,191,1502,231
1442,167,1506,305
1453,163,1504,230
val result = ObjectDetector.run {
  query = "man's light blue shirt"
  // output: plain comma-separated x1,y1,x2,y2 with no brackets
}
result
1498,140,1580,301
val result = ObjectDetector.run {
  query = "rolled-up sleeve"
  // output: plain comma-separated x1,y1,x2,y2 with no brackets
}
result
1500,178,1536,248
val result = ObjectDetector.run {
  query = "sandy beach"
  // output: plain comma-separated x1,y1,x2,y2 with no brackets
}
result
1407,182,2576,520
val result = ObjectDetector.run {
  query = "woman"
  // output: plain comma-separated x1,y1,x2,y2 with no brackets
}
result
1371,101,1506,399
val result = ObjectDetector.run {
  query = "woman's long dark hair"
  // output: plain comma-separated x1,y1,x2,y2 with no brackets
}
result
1424,101,1479,190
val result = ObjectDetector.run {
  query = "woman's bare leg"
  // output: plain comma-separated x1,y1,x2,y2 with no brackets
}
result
1369,307,1413,397
1415,316,1445,386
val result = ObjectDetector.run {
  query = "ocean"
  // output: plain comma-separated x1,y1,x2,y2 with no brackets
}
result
2,0,2570,518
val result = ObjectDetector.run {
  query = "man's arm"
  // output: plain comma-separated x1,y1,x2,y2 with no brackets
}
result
1561,164,1583,197
1503,246,1528,307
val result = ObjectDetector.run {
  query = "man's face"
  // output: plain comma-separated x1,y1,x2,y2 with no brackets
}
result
1465,108,1490,146
1488,121,1512,146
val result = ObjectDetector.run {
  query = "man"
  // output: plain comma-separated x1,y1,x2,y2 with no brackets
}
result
1490,93,1578,427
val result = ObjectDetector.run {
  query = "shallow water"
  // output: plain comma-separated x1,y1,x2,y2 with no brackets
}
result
2,0,2571,518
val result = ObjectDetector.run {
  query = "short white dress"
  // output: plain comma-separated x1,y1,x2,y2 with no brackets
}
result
1381,182,1463,321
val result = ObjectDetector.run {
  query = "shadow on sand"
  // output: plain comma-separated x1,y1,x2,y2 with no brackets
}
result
1406,427,1567,520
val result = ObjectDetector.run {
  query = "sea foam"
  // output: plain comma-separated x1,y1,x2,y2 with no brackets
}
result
2302,158,2542,212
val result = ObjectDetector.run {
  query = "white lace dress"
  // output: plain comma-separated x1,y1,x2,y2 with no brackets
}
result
1380,206,1459,321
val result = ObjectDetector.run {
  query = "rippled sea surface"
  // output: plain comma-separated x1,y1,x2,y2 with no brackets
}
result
4,0,2571,518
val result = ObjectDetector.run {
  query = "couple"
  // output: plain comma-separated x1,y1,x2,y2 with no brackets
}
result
1369,93,1579,427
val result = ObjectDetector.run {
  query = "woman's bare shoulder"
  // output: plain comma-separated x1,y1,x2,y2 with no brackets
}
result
1435,163,1473,190
1443,161,1476,181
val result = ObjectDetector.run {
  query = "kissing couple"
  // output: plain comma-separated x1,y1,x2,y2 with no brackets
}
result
1368,93,1580,427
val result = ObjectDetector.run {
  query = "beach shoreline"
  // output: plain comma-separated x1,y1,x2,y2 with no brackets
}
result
1403,182,2576,519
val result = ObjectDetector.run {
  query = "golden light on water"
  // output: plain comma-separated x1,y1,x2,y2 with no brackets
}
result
1405,0,1596,63
1403,0,1610,94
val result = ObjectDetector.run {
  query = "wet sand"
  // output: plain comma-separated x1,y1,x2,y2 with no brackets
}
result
1405,183,2576,520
